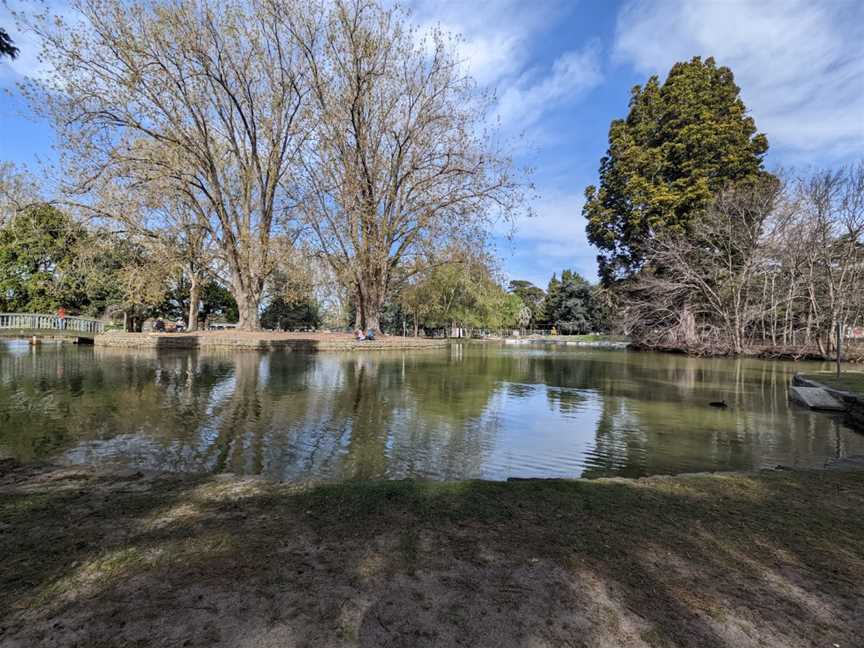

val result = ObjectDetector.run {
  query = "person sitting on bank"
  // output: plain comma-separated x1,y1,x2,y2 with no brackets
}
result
355,328,365,341
366,328,376,341
154,317,165,332
176,318,186,333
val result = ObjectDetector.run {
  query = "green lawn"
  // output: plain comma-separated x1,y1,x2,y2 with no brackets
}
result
540,333,630,343
801,371,864,394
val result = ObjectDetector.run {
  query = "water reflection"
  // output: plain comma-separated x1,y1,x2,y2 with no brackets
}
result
1,341,862,481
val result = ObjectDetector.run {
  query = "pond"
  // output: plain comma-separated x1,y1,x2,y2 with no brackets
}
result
1,341,862,481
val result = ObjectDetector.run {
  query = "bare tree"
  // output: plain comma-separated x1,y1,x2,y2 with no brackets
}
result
19,0,309,329
620,164,864,358
287,0,527,333
96,188,220,331
793,165,864,354
619,181,775,353
0,163,43,225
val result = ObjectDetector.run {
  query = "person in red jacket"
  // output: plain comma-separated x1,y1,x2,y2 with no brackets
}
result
56,306,67,330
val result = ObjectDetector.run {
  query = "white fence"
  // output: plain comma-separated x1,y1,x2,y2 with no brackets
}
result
0,313,105,335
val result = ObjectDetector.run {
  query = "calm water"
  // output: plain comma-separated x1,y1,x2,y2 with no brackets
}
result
1,341,862,481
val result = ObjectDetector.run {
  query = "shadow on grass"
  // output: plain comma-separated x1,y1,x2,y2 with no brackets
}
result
1,462,863,647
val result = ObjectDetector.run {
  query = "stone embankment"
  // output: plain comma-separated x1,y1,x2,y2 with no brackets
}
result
95,331,450,352
792,374,864,430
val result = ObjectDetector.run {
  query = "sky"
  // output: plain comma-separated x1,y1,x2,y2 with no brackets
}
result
1,0,863,289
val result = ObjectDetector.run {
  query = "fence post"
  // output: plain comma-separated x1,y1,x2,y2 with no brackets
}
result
837,322,842,379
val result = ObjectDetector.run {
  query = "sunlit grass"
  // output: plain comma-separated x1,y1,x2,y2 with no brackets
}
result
801,371,864,394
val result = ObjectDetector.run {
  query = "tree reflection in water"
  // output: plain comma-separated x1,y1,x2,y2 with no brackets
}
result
1,341,862,480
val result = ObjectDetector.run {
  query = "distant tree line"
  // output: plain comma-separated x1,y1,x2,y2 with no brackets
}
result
0,194,240,329
508,270,608,335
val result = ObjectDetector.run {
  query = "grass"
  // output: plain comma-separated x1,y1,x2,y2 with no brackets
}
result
800,371,864,394
2,461,863,647
540,333,630,343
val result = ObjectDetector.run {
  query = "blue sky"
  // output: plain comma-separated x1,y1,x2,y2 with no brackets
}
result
2,0,863,289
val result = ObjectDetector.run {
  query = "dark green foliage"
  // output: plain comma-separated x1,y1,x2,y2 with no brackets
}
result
584,56,771,284
544,270,606,334
200,281,238,324
0,28,18,60
0,205,167,319
261,296,319,331
0,205,84,312
507,280,545,326
379,299,406,335
260,271,320,331
158,278,237,324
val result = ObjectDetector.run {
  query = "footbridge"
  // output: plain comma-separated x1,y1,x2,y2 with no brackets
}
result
0,313,105,341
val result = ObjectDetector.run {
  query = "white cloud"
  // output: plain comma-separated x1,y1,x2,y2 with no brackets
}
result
435,21,525,87
409,1,602,131
409,0,558,86
613,0,864,158
0,4,42,84
498,190,599,286
495,44,603,129
0,1,82,86
510,190,587,244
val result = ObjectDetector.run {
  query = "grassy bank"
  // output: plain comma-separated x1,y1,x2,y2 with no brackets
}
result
524,334,630,343
566,334,629,343
800,371,864,395
627,341,864,362
2,461,863,647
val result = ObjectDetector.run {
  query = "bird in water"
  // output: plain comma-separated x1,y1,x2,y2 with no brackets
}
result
709,400,728,409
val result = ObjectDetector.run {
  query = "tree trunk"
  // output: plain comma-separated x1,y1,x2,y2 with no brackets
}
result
233,276,262,331
354,302,364,330
237,296,260,330
365,309,381,335
187,276,200,332
358,274,386,335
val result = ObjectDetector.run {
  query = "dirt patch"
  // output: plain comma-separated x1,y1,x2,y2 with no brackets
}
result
2,461,863,647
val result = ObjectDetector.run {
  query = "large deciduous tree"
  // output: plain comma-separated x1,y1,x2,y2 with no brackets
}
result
21,0,309,329
289,0,525,333
584,56,771,284
397,249,520,335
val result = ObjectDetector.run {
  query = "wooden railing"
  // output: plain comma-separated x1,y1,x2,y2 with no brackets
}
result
0,313,105,335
